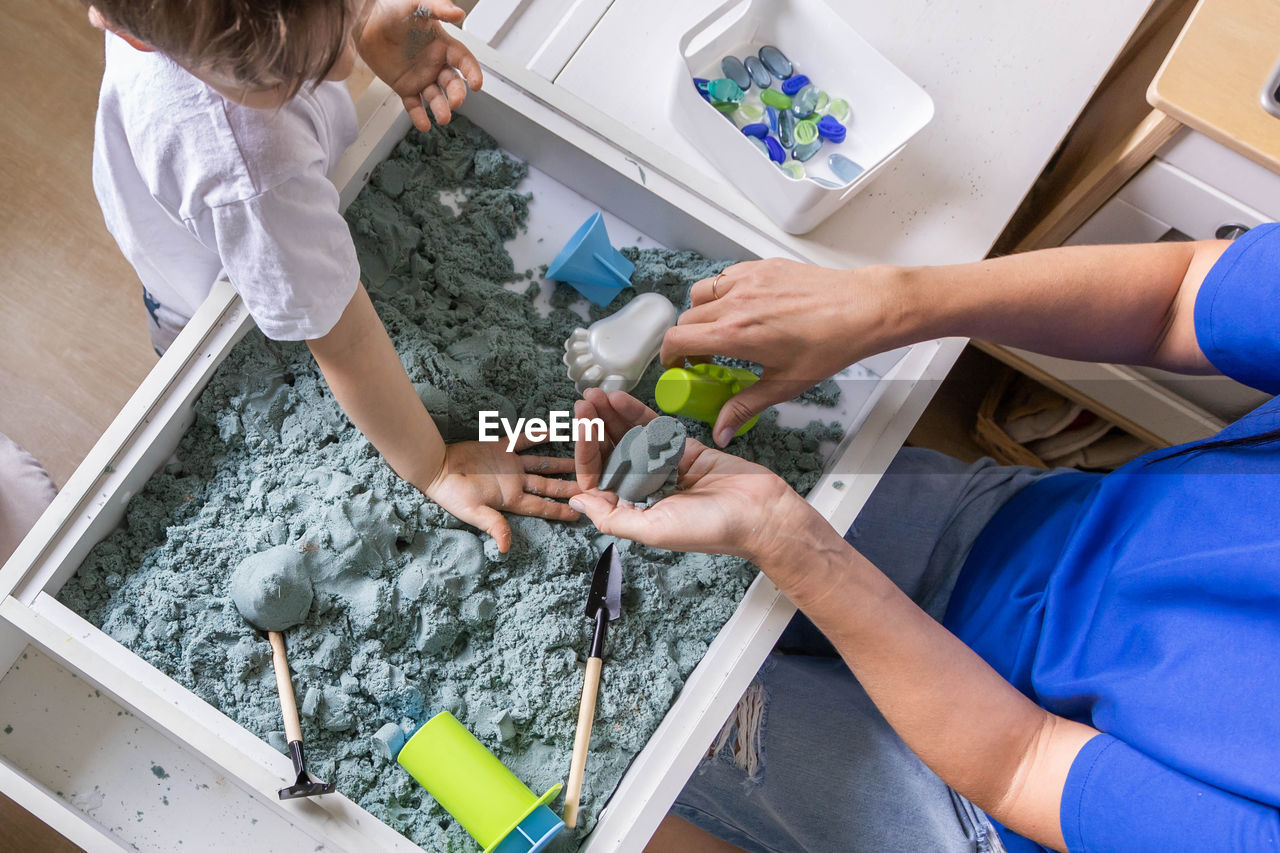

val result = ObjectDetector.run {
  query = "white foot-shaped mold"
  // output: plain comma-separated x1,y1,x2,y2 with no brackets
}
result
563,292,678,393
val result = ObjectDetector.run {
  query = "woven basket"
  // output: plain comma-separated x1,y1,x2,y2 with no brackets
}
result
971,368,1050,468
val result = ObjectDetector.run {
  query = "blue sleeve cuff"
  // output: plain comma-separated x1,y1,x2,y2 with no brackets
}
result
1061,733,1280,852
1194,223,1280,395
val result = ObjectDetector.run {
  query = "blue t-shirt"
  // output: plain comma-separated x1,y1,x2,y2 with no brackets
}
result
944,223,1280,852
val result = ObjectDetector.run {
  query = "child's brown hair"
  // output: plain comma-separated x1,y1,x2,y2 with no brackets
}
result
89,0,356,96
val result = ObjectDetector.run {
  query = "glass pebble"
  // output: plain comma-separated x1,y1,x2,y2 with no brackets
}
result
744,56,772,89
815,90,830,111
778,160,805,180
793,118,818,146
760,89,792,110
720,56,751,91
741,123,769,139
793,138,823,162
778,110,796,148
764,136,787,164
708,77,745,103
817,115,847,143
748,137,770,157
826,98,851,123
758,45,793,79
738,100,765,122
790,85,819,118
828,153,865,182
713,101,739,115
765,105,779,134
780,74,810,97
811,176,841,188
693,77,711,102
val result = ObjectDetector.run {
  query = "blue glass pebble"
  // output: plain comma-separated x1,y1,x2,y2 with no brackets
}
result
764,136,786,164
778,110,796,148
790,84,819,118
817,115,847,143
693,77,711,102
811,176,841,188
720,56,751,91
748,137,770,157
744,56,772,89
707,77,745,103
793,138,823,162
741,123,769,139
780,74,810,97
828,153,865,182
765,105,779,134
758,45,793,79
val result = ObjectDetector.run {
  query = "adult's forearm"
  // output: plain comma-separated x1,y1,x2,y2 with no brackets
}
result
307,284,446,489
766,523,1096,851
879,241,1227,373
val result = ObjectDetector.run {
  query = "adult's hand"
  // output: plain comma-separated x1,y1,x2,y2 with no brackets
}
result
660,259,902,446
357,0,484,131
570,389,826,579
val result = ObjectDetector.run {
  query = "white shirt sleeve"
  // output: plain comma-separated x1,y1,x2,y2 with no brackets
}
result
203,166,361,341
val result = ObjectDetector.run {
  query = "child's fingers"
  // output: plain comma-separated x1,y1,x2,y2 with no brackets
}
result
447,40,484,91
423,0,467,24
523,475,580,500
405,94,433,133
439,67,468,110
421,83,453,125
452,504,510,553
521,454,575,475
511,492,581,522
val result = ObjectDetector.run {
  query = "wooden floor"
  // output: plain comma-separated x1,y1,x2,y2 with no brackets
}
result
1,0,157,488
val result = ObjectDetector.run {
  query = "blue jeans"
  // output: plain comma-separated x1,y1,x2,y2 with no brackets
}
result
142,287,189,355
671,448,1064,853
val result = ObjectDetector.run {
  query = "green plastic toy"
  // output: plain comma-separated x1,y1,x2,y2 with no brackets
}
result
397,712,564,853
654,363,761,436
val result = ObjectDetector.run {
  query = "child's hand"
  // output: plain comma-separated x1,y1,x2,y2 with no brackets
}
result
358,0,484,132
426,436,581,553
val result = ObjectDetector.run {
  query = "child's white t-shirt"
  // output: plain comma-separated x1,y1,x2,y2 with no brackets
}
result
93,34,361,340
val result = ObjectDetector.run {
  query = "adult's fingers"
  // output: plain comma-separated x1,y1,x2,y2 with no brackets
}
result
522,454,575,475
582,387,635,444
524,474,580,499
574,397,607,491
710,380,788,447
602,390,660,426
660,322,758,368
568,491,653,542
688,263,747,307
511,492,580,522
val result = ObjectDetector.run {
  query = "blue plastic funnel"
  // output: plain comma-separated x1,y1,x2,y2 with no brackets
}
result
546,212,635,306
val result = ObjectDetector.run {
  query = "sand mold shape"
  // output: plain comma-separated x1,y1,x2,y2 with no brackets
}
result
600,417,687,503
563,292,677,393
59,117,844,852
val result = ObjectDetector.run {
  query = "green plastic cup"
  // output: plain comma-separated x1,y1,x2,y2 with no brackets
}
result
397,712,563,853
654,363,761,435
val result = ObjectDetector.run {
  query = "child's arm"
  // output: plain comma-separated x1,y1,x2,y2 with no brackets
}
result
308,285,580,552
356,0,484,132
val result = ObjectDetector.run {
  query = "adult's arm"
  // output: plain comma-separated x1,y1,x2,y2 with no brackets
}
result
663,241,1230,444
570,389,1096,851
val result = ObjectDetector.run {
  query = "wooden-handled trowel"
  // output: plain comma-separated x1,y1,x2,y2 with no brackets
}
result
562,543,622,828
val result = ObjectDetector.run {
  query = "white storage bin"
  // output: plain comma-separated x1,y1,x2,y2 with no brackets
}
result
671,0,934,234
